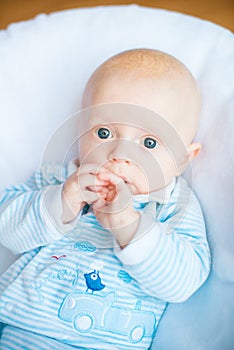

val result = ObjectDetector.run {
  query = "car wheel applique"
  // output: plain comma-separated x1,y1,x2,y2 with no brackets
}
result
74,312,96,333
129,325,145,343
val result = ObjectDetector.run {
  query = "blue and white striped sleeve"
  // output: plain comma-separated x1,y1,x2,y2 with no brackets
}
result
114,178,211,303
0,165,79,254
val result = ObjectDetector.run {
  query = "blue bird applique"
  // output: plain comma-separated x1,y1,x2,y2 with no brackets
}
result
84,270,105,293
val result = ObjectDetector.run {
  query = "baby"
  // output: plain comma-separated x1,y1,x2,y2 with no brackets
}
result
0,49,210,349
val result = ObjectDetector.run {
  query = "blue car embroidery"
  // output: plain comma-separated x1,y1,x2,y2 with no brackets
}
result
58,291,156,343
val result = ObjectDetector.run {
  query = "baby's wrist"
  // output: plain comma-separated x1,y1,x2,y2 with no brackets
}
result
61,192,84,224
111,211,140,249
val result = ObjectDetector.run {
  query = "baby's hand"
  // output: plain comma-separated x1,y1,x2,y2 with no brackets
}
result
92,169,140,248
61,163,109,223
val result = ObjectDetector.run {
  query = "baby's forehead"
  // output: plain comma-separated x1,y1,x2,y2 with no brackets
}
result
82,50,201,144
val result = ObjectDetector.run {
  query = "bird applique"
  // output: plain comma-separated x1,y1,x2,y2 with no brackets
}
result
84,270,105,293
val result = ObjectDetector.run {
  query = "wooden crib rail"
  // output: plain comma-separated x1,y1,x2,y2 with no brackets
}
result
0,0,233,32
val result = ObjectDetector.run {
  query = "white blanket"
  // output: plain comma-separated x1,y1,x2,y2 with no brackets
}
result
0,5,233,349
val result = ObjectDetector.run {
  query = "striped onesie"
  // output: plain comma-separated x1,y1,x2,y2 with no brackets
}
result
0,163,210,349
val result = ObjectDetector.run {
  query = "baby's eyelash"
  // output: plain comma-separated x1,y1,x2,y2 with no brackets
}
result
95,127,113,139
93,126,160,150
141,136,160,150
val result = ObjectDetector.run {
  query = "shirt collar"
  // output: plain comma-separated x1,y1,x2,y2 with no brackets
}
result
67,160,79,177
67,160,175,205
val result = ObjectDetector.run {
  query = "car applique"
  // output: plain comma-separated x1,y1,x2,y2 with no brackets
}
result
58,291,156,343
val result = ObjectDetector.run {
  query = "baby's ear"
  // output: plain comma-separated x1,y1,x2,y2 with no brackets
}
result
187,142,202,161
177,142,202,175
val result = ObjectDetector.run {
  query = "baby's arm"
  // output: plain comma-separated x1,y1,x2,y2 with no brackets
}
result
0,163,109,254
114,183,211,303
0,167,67,254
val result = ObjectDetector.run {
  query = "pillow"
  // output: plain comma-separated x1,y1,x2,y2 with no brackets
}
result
0,5,233,349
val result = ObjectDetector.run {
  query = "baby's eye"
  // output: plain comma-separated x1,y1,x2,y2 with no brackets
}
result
143,137,159,149
96,127,112,139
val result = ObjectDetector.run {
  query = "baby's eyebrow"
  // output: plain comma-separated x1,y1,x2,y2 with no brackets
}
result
87,116,161,139
128,126,160,139
88,116,109,127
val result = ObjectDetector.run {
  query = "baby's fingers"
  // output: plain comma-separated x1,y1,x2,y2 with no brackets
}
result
79,173,109,190
87,185,109,193
97,171,125,188
92,198,107,210
100,173,131,199
78,163,101,175
97,171,132,213
78,163,107,177
81,189,104,204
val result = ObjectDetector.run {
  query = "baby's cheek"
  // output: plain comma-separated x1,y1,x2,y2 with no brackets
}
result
132,172,150,194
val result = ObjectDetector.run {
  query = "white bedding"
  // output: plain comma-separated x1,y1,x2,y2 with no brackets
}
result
0,5,233,349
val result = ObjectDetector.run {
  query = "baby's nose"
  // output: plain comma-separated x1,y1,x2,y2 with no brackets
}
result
108,140,136,166
110,158,131,165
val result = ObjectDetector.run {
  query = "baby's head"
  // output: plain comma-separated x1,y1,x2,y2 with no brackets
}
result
78,49,202,194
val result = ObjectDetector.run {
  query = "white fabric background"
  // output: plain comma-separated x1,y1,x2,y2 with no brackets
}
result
0,5,233,349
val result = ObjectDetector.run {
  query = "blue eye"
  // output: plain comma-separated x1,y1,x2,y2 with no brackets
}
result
97,127,112,139
143,137,158,149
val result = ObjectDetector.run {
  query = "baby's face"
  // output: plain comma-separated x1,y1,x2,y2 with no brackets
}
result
78,74,191,195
